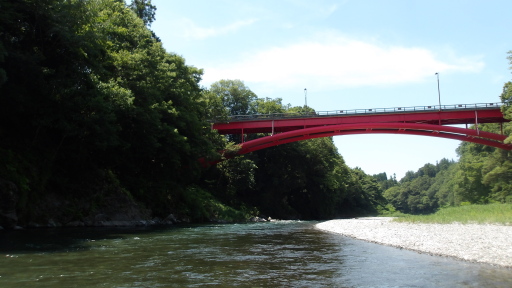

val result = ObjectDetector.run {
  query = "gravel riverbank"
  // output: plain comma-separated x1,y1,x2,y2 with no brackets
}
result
315,217,512,268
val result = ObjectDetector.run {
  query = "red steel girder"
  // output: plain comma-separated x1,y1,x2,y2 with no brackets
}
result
213,108,507,135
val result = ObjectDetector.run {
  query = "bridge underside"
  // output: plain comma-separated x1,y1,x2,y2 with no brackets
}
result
236,122,511,155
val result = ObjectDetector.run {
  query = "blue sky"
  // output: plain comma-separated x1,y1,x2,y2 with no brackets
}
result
150,0,512,179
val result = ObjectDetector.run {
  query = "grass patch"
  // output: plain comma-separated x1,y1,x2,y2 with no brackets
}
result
392,203,512,225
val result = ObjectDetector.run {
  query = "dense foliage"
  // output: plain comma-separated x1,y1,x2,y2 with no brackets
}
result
0,0,218,223
383,159,456,214
1,0,510,226
200,80,388,219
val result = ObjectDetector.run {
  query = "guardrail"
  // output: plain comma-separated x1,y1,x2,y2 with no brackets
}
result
213,102,506,122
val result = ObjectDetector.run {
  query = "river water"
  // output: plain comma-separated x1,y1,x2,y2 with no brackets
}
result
0,221,511,287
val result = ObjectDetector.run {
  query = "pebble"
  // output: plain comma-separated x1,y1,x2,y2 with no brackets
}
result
316,217,512,267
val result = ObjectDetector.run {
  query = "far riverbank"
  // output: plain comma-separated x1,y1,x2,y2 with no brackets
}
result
316,217,512,267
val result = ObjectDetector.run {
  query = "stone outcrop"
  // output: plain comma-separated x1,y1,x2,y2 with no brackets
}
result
0,176,242,228
81,190,152,227
15,184,159,228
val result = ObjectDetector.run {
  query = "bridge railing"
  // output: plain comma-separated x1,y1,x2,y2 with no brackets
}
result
214,102,505,122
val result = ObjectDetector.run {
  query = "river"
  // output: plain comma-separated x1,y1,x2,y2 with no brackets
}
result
0,221,511,287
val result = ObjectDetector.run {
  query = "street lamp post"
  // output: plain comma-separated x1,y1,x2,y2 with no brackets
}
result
435,72,441,110
304,88,307,108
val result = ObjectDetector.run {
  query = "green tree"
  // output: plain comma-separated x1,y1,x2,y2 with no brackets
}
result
209,79,257,116
252,137,351,219
345,168,387,215
206,79,258,143
433,163,459,207
453,124,512,204
129,0,157,27
254,97,286,114
383,160,455,214
372,172,397,191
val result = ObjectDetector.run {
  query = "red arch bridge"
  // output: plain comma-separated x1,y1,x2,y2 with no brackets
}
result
211,103,511,157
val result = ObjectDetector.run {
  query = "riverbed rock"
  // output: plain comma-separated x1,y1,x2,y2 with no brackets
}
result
249,216,267,222
164,213,179,224
47,219,62,227
0,178,19,229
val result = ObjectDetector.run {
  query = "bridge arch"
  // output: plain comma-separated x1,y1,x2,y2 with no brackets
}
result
236,122,511,155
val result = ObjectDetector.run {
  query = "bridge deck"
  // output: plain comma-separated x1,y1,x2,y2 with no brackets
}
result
213,103,508,135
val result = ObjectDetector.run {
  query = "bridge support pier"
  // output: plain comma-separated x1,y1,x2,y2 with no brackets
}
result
475,110,479,136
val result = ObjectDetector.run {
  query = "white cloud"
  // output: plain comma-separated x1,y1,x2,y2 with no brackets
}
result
177,18,258,40
201,35,484,90
323,4,339,16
